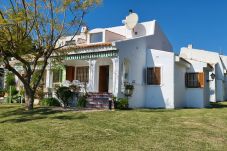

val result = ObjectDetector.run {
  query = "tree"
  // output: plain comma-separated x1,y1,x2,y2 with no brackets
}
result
0,0,100,110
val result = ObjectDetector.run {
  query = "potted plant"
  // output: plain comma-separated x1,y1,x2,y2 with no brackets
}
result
124,82,134,97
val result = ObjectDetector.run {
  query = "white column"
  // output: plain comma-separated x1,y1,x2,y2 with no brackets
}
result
45,65,53,88
112,58,119,96
88,60,96,92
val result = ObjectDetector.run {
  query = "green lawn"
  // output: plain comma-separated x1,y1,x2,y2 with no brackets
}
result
0,104,227,151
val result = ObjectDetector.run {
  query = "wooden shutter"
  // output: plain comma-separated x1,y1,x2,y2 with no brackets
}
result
198,72,205,88
146,67,161,85
66,66,75,82
154,67,161,85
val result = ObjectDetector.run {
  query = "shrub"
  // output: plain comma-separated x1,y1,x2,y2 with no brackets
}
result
5,72,16,89
10,86,19,96
115,98,129,110
77,95,87,108
56,86,73,108
40,98,60,107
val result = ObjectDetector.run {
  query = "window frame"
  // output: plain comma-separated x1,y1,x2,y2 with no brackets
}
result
90,32,103,43
53,69,63,83
185,72,204,88
146,67,161,85
76,66,89,83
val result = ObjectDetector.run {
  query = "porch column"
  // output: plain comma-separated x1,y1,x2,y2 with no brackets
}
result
112,58,119,96
62,66,66,83
88,60,96,92
45,65,53,88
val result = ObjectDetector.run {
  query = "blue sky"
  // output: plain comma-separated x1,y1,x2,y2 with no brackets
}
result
84,0,227,54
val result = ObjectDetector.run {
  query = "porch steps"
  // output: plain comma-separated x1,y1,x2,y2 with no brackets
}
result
87,93,113,109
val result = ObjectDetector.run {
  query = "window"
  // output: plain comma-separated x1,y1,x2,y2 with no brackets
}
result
90,32,103,43
76,66,89,82
185,72,204,88
65,40,75,46
53,69,63,83
146,67,161,85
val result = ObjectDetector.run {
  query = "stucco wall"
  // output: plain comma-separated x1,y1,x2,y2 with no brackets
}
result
115,37,147,108
174,63,187,108
145,49,175,108
184,59,208,108
180,47,225,102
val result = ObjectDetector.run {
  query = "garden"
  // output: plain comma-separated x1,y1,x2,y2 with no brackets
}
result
0,72,134,111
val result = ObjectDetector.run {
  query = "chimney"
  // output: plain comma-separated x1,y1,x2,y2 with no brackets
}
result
188,44,193,49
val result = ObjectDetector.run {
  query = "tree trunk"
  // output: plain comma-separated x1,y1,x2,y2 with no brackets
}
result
25,88,35,110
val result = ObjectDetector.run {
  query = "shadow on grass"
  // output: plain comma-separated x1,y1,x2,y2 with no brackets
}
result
210,102,227,108
1,107,63,117
51,114,87,120
0,116,47,123
137,109,177,113
0,106,83,123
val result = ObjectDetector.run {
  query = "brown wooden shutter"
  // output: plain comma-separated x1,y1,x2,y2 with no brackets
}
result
198,72,205,88
155,67,161,85
66,66,75,82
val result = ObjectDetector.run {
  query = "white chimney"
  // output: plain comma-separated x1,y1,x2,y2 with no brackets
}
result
81,26,88,33
188,44,193,49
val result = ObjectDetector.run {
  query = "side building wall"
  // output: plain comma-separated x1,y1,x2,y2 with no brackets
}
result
145,49,175,108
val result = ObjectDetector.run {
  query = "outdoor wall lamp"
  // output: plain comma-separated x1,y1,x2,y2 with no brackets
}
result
207,73,215,82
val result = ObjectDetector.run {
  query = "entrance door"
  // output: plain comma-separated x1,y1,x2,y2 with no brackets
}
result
99,65,109,92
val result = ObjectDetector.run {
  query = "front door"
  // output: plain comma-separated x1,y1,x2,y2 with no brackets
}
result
99,65,109,92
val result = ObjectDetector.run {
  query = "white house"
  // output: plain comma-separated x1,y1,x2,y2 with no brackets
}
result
11,12,227,108
180,46,227,103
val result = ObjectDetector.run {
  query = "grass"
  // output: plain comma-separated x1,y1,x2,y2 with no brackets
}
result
0,103,227,151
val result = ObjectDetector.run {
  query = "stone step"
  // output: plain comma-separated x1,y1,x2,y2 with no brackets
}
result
86,93,113,109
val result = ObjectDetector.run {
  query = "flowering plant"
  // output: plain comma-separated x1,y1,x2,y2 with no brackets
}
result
124,82,134,90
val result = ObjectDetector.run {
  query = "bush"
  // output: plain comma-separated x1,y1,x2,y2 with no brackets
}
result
56,86,73,108
77,95,87,108
115,98,129,110
5,72,16,89
40,98,60,107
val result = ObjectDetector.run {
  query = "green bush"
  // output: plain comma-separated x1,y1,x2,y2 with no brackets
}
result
40,98,60,107
77,95,87,108
115,98,129,110
5,72,16,89
10,86,18,96
56,86,73,108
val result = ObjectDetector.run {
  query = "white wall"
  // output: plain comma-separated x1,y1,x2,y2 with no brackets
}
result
183,59,208,108
174,63,187,108
114,20,173,108
180,47,225,102
146,22,173,52
145,49,175,108
115,37,147,108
